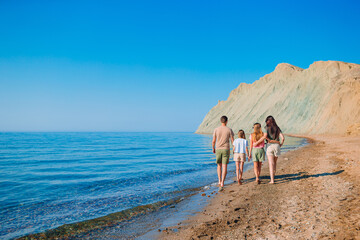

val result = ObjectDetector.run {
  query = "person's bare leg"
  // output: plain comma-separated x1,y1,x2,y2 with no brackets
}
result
268,154,275,183
235,161,240,184
221,164,228,187
217,163,222,186
274,156,278,175
239,161,244,181
258,162,262,183
254,162,259,182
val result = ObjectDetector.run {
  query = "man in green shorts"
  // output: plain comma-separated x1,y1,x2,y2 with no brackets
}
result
212,116,234,189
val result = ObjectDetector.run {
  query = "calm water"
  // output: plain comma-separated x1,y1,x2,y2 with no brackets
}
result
0,132,307,239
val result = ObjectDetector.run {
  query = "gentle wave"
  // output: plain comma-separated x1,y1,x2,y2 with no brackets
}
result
0,132,306,239
17,194,193,240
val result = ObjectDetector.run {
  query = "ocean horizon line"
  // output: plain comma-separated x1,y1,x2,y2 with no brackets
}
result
0,131,196,133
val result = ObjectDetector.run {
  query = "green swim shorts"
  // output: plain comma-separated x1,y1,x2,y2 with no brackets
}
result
252,148,265,162
216,149,230,164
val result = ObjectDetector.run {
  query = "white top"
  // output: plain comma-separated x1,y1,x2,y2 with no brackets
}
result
233,138,248,153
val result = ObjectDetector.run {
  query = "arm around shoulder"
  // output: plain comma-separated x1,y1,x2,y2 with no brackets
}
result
254,132,267,146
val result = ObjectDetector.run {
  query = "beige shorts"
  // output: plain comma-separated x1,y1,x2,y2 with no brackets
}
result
234,153,246,162
266,143,281,157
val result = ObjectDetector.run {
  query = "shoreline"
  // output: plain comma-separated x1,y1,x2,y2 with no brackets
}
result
15,135,307,240
16,188,202,240
17,171,248,240
160,135,360,239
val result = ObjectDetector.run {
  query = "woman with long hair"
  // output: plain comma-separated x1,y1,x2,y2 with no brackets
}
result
248,123,265,184
254,116,285,184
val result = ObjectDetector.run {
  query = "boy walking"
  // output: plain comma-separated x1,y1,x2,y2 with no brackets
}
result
212,116,234,190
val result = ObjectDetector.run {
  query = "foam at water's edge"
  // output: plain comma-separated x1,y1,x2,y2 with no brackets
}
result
17,195,188,239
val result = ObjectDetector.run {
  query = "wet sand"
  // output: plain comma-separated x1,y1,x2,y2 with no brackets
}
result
160,135,360,240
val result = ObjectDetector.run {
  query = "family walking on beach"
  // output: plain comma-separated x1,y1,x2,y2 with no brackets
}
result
212,115,284,190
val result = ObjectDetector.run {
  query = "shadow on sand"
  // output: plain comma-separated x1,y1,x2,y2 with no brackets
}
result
241,170,344,184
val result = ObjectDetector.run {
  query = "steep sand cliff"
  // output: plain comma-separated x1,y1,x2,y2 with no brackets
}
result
196,61,360,135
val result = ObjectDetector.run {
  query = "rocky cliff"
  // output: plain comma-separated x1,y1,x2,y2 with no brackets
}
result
196,61,360,135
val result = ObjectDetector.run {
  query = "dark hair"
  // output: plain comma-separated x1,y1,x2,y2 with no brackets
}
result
265,115,281,139
238,130,246,139
253,122,261,128
220,116,228,123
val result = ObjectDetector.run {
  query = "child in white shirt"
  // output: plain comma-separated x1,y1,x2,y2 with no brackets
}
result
233,130,249,185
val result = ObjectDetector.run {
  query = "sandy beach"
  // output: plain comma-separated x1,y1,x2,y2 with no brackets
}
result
160,135,360,240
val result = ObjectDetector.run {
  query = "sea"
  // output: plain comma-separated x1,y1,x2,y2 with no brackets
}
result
0,132,307,239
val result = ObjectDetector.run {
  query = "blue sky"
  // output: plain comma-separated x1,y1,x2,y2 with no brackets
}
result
0,0,359,131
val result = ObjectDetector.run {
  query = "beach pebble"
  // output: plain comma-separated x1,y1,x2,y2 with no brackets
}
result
197,234,208,238
201,193,206,196
285,158,289,160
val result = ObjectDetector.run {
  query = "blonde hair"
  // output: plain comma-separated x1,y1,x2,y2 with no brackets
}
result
238,130,246,139
251,123,264,142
